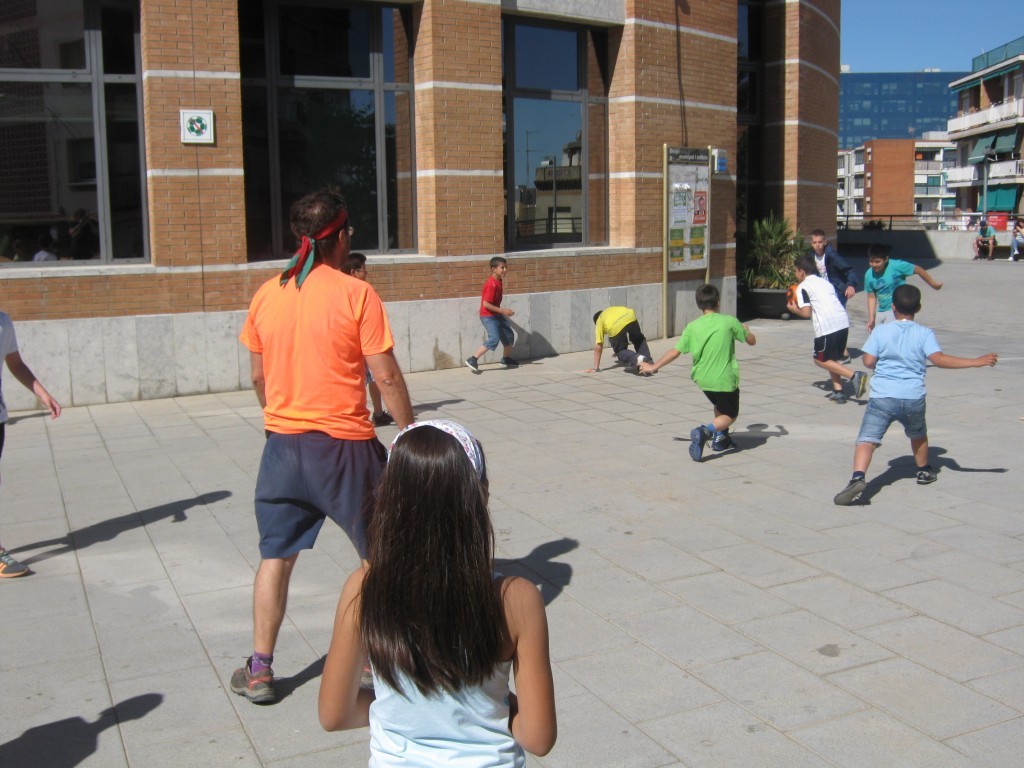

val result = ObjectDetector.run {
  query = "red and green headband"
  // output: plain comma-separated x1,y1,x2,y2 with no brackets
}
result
279,209,349,287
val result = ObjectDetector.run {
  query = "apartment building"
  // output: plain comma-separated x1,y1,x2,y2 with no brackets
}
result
945,35,1024,224
837,135,957,225
0,0,839,407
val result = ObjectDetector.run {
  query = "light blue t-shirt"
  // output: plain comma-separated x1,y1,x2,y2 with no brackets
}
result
862,320,940,399
863,259,915,312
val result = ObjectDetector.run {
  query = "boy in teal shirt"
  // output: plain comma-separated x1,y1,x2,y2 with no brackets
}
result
639,285,756,461
863,243,942,331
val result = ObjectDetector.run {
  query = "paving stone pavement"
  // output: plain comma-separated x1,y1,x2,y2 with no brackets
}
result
2,258,1023,767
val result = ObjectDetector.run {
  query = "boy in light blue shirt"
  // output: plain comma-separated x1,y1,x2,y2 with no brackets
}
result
834,285,997,505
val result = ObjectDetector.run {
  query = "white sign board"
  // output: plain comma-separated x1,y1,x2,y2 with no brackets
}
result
180,109,215,144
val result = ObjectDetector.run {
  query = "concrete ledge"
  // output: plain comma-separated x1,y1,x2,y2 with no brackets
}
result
837,230,1018,262
3,280,735,408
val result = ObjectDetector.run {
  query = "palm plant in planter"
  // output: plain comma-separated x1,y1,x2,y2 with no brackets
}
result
738,212,807,318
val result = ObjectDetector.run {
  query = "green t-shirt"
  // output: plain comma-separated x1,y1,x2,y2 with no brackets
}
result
675,312,749,392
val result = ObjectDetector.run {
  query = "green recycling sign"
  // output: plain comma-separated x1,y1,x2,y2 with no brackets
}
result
180,109,215,144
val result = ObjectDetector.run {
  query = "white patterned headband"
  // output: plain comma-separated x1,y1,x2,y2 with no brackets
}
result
389,419,485,479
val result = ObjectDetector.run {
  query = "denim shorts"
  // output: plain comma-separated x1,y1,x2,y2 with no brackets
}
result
480,314,514,351
255,432,387,559
856,396,927,444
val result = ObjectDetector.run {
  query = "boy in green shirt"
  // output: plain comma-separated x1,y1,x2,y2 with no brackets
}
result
639,285,756,461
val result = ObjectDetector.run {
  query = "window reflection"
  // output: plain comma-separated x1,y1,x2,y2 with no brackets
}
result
279,5,371,79
0,81,98,261
512,99,583,244
278,88,379,250
514,25,579,91
505,20,606,248
0,2,87,70
242,2,413,258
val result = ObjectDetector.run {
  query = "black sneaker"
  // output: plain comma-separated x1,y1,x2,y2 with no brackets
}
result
465,356,481,373
851,371,868,399
500,357,519,369
834,478,866,506
831,391,847,404
230,658,275,704
916,469,937,485
372,411,394,426
840,354,852,365
689,426,712,462
711,434,736,452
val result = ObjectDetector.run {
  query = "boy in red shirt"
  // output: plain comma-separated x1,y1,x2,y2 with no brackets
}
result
466,257,519,373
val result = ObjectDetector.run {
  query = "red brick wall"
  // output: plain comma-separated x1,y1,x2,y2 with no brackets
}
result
2,0,836,334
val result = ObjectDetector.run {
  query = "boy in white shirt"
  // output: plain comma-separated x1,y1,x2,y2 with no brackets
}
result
786,253,867,404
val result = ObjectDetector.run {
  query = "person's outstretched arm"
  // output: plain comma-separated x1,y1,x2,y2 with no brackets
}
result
319,566,375,731
928,351,997,369
913,265,943,290
504,576,556,756
5,351,60,418
585,343,604,373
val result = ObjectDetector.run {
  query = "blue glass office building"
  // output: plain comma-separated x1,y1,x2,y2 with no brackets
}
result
840,72,968,149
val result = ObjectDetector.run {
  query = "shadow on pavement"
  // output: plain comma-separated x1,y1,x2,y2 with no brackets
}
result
11,490,232,564
857,446,1007,504
0,693,162,768
273,655,326,702
496,537,577,605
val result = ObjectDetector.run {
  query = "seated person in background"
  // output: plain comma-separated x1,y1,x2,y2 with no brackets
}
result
1010,217,1023,262
973,218,996,260
33,233,58,262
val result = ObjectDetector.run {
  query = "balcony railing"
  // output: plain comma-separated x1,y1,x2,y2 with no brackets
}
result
914,160,944,171
947,98,1024,134
945,159,1024,186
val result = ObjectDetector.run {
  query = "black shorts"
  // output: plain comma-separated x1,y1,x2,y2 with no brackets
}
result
254,431,387,560
813,328,848,363
702,389,740,419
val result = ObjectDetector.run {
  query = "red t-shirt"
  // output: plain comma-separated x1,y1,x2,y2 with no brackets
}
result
479,276,504,317
240,263,395,440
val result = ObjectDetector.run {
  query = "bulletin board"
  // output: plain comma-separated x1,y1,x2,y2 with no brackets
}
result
664,146,711,273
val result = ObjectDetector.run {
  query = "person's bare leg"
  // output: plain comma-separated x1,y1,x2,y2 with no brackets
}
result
253,554,298,655
910,436,929,468
815,358,855,382
852,442,876,474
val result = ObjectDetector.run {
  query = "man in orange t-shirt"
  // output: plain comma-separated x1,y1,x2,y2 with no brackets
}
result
232,188,413,704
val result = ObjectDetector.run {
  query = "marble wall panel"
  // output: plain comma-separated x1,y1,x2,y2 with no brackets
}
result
102,317,141,402
137,315,177,401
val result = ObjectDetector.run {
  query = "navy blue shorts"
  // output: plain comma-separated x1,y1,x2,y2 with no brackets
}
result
255,432,387,560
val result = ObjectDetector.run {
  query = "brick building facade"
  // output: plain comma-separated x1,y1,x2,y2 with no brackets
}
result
1,0,839,408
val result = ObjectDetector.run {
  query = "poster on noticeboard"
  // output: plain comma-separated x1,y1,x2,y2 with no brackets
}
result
664,147,710,272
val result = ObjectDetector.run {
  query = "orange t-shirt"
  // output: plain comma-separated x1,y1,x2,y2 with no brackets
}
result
240,263,395,440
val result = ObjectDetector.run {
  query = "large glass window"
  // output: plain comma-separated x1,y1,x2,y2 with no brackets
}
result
503,20,607,249
240,1,414,259
0,1,146,263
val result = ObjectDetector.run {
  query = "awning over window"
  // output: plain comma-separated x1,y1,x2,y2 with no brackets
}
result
968,134,996,164
992,129,1019,154
982,65,1018,82
951,78,980,93
982,185,1019,212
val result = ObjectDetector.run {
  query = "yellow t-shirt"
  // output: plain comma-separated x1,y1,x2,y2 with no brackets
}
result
595,307,637,345
240,263,395,440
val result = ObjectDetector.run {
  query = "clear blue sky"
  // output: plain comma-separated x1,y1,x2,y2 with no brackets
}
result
841,1,1023,73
